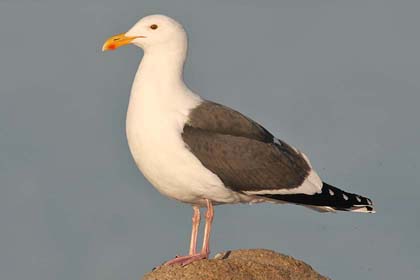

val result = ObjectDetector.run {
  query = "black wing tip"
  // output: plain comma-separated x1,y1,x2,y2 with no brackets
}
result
259,182,375,213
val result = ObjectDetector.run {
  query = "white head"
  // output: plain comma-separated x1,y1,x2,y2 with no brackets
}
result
102,14,187,54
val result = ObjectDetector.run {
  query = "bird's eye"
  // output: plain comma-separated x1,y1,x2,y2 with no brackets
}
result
150,24,158,30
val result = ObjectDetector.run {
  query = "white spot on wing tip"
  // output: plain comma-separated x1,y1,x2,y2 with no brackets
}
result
329,189,334,196
356,196,362,203
343,194,349,200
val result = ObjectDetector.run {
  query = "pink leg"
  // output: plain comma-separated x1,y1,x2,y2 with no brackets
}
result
189,206,200,255
164,200,214,266
201,199,214,257
164,206,204,266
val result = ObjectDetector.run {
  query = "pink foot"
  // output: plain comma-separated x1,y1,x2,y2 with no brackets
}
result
164,253,208,266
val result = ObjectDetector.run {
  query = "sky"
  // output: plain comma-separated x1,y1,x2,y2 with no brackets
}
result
0,0,419,279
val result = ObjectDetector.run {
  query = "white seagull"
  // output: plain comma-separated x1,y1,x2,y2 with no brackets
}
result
102,14,375,266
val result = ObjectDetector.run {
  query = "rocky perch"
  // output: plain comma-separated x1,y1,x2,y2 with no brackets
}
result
143,249,329,280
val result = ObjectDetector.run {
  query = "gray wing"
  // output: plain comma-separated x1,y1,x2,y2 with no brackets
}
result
183,101,311,192
187,101,274,142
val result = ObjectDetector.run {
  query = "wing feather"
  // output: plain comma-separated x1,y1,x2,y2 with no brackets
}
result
183,101,321,194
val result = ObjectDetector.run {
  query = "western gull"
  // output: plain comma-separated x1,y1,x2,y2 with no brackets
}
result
102,14,375,266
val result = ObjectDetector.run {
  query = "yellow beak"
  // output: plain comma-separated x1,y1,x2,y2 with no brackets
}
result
102,33,144,51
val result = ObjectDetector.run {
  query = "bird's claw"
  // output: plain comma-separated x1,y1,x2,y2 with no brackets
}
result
164,253,208,266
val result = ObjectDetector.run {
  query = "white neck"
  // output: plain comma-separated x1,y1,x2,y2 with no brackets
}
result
127,40,202,121
126,42,202,134
132,44,188,94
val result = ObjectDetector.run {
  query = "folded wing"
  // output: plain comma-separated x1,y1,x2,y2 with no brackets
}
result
183,101,322,195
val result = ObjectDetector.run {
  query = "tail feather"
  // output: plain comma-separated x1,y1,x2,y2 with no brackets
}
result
260,182,375,213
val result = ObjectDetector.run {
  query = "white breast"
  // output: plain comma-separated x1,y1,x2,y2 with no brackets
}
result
125,76,244,206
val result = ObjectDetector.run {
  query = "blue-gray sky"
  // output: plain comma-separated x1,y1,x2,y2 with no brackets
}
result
1,1,419,279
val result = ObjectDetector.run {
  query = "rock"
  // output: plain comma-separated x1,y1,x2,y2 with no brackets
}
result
142,249,330,280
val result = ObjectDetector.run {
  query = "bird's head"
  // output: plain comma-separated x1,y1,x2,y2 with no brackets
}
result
102,14,187,53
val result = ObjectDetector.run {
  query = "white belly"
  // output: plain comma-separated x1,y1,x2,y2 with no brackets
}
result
125,90,244,206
